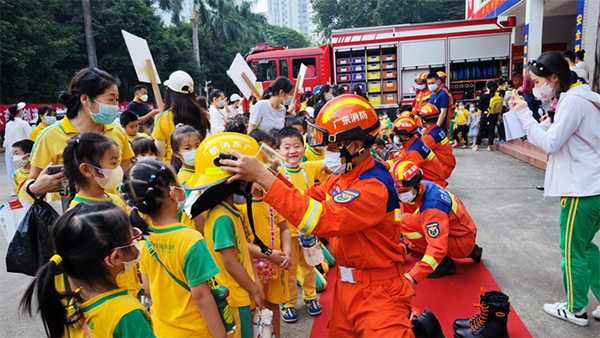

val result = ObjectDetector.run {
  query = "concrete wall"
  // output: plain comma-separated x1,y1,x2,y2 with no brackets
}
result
512,15,576,49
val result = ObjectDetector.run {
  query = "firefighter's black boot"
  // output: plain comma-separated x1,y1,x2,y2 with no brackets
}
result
453,289,509,330
454,293,510,338
412,308,445,337
468,244,483,262
427,257,457,278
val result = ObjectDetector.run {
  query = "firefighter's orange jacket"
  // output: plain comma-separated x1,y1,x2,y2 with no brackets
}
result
385,137,446,188
405,181,477,283
413,88,432,114
264,156,406,270
422,124,456,179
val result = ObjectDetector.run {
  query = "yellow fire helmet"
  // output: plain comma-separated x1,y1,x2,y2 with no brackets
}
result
184,132,264,191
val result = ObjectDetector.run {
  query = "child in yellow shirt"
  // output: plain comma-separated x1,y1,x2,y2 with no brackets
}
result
121,160,227,337
276,127,328,322
11,139,34,203
20,202,154,338
131,137,158,163
120,110,151,142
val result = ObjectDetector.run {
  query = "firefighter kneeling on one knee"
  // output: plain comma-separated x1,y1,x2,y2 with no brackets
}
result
392,160,483,284
219,94,444,337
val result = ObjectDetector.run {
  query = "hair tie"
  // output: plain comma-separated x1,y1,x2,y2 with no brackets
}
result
126,200,130,203
131,206,138,210
143,201,147,205
75,287,83,294
49,254,62,265
150,175,156,179
76,138,80,144
147,187,154,191
160,167,165,171
176,123,185,128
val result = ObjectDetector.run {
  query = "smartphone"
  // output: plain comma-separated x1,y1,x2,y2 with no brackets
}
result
47,165,63,175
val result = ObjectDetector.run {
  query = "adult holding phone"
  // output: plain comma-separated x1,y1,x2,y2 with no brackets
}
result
511,52,600,326
26,67,134,198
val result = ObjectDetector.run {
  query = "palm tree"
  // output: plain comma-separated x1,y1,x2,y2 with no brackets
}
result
82,0,97,67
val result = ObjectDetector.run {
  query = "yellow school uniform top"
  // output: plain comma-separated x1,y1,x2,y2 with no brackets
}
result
456,109,469,126
13,167,32,203
178,168,198,228
68,192,127,211
300,102,307,111
152,109,176,163
304,146,329,183
278,161,323,236
70,287,155,338
29,124,45,141
205,202,255,307
66,192,141,298
127,132,151,142
239,197,283,251
139,222,220,337
31,116,134,170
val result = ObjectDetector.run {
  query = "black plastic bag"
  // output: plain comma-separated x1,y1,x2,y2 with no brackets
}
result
6,188,59,276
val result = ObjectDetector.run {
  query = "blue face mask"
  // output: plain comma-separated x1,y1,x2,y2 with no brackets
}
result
283,95,293,106
88,99,119,125
218,100,225,109
44,116,56,125
181,149,196,166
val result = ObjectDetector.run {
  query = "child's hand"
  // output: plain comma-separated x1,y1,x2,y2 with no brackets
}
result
269,251,291,270
252,287,266,309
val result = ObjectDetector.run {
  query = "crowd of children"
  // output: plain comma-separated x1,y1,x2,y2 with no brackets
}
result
11,68,520,338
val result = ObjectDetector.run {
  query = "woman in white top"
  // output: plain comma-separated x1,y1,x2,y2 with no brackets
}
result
4,103,32,195
208,89,228,134
248,77,294,133
511,52,600,326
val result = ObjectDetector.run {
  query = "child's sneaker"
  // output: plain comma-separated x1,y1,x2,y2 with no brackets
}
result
542,302,588,326
281,307,298,323
304,299,322,316
592,305,600,320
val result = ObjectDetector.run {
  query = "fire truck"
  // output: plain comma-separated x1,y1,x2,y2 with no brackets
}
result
246,17,517,111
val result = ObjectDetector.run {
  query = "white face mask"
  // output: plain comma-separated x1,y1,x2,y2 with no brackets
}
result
89,164,124,190
140,94,149,102
458,106,464,110
137,155,156,162
12,154,28,169
428,83,438,92
170,185,186,214
180,149,196,166
119,241,141,275
532,80,556,101
324,150,346,174
398,189,416,203
416,84,426,91
44,116,57,125
393,136,400,145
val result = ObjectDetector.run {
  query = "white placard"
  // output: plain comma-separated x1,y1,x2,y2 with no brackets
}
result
502,110,526,141
122,30,161,84
227,53,259,98
296,64,307,91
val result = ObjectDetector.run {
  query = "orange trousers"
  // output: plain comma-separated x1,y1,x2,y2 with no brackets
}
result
402,213,475,258
329,275,415,337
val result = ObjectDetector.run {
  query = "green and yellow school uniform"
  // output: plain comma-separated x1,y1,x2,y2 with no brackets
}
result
152,110,176,163
12,167,32,203
240,197,289,304
68,193,127,211
205,202,255,338
178,168,197,228
139,222,219,337
29,123,45,141
72,287,155,338
127,132,151,142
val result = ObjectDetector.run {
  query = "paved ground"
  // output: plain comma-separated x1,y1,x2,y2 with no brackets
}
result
0,148,598,337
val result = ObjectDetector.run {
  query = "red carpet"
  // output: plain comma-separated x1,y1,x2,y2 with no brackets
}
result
310,257,532,337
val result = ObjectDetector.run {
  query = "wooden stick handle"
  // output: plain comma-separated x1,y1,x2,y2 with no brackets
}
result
146,59,164,111
241,72,262,100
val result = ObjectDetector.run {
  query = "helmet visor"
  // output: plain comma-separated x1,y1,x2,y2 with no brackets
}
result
306,122,330,148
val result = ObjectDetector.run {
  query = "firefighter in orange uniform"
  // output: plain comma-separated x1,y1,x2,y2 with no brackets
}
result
392,160,482,283
385,117,446,189
418,103,456,180
412,73,432,124
220,95,444,337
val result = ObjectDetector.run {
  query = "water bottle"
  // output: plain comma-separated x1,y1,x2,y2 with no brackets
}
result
210,284,236,334
299,234,324,266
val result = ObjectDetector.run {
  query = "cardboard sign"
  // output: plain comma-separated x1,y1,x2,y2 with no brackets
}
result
122,30,161,84
227,53,262,99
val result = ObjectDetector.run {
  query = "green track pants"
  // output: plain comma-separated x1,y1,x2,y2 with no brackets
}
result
559,195,600,312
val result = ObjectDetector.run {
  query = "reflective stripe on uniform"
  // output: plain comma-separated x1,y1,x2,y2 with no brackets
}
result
395,208,401,222
441,137,449,145
422,254,439,270
299,198,323,234
403,231,423,239
427,151,435,160
448,192,458,214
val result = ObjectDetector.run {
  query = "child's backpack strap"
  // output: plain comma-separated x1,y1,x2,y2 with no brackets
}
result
145,237,190,291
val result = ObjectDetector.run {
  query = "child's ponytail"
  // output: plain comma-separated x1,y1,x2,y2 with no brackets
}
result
20,256,73,337
121,161,179,234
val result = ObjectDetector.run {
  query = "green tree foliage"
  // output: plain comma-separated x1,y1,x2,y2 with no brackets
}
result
311,0,465,42
265,25,313,49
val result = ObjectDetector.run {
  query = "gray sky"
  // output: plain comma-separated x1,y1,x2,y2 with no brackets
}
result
253,0,267,13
